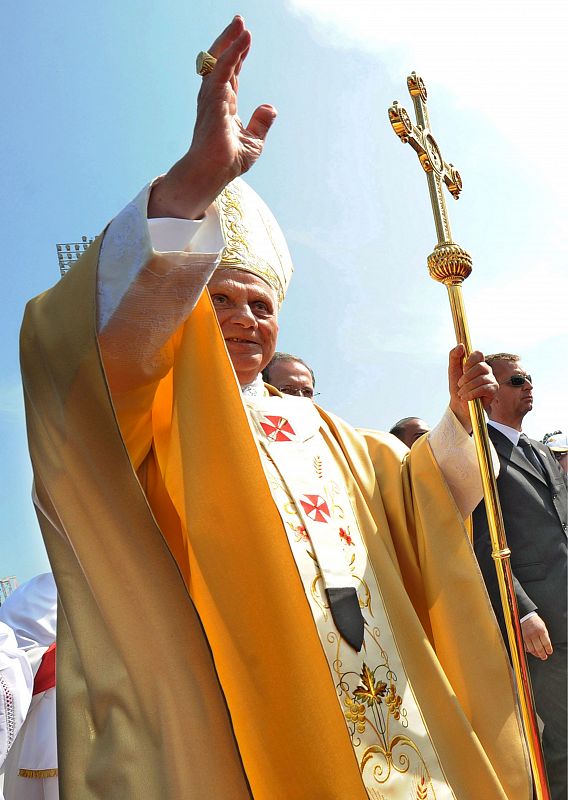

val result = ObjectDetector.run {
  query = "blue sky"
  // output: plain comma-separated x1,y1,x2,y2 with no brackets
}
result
1,0,566,583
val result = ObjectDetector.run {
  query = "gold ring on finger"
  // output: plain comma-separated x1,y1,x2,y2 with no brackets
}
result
196,51,217,77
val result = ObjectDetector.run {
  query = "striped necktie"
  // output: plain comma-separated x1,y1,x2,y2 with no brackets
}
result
518,433,546,477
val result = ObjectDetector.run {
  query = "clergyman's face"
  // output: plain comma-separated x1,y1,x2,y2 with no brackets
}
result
266,360,315,399
489,360,533,427
208,269,279,386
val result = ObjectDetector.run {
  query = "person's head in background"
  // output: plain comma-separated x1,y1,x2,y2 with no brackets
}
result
262,352,316,399
544,431,568,475
389,417,430,449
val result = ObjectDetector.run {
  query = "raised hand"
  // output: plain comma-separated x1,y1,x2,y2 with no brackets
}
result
448,345,498,432
149,16,277,220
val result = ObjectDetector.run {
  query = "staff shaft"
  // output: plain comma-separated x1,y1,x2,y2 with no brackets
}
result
446,284,550,799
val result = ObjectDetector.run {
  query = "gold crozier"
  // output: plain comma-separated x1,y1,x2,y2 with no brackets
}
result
389,72,550,800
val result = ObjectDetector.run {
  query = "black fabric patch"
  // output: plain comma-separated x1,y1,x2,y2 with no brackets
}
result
326,586,365,652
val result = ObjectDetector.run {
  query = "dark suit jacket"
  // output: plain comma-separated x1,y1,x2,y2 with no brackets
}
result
473,426,567,645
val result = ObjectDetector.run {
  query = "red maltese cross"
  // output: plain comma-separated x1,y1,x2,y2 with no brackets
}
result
259,415,296,442
299,495,331,523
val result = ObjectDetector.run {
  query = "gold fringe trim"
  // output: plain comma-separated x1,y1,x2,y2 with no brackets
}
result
18,768,58,779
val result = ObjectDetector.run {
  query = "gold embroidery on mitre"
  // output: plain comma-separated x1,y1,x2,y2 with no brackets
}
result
215,179,293,304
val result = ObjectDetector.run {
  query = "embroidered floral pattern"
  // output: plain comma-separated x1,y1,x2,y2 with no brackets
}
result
331,627,440,798
247,398,453,799
353,663,388,708
313,455,323,479
289,522,309,543
414,774,429,800
386,683,403,720
345,696,367,734
339,526,354,546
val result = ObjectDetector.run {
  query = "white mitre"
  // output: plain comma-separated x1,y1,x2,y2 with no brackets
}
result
214,178,294,304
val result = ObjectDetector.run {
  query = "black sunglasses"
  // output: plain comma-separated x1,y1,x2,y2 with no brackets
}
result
499,374,532,387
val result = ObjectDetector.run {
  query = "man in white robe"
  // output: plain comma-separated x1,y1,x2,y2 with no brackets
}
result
0,574,58,800
0,619,33,800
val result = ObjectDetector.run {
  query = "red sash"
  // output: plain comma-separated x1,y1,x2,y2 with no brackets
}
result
33,642,56,695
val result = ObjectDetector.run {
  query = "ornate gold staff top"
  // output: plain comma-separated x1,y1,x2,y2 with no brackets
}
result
389,73,550,800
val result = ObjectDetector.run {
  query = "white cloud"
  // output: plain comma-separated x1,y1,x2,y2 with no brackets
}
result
468,261,568,351
286,0,568,200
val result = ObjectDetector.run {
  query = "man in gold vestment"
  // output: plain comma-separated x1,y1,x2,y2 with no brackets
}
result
20,17,531,800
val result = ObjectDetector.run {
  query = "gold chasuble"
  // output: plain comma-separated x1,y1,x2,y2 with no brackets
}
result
21,235,531,798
